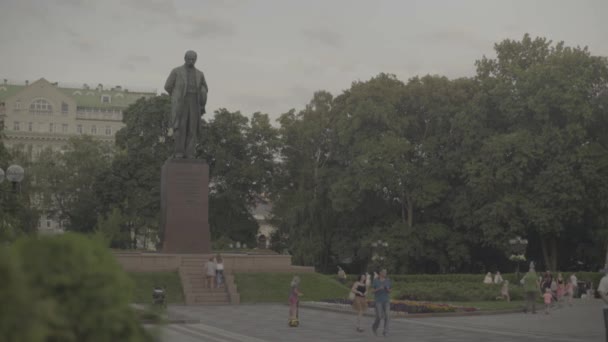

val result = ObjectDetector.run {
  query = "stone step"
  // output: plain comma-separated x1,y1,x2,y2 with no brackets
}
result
192,294,230,303
188,288,228,295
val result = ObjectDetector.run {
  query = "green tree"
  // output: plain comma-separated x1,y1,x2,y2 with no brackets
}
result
467,34,608,270
31,136,113,233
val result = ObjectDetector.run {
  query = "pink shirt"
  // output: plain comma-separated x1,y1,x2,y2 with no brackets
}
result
543,292,553,304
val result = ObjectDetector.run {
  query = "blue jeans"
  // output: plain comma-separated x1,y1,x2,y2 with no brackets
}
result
372,301,389,334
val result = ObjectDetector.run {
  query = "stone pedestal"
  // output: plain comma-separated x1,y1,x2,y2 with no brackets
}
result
161,159,211,253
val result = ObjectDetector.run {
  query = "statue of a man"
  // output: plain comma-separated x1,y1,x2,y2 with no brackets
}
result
164,50,208,159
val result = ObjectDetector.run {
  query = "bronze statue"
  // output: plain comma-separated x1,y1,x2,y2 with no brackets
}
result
164,50,208,159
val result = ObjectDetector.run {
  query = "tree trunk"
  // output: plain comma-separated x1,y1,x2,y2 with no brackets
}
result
604,240,608,270
540,237,551,271
406,193,413,228
540,235,558,271
550,236,558,272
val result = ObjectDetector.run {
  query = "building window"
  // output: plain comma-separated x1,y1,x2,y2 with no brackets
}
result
91,125,97,134
105,126,112,136
49,123,54,132
77,125,82,134
28,122,33,131
101,95,111,103
30,99,52,112
61,102,68,114
62,124,68,133
13,121,19,131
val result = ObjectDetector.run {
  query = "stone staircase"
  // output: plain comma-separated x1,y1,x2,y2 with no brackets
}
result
178,255,240,305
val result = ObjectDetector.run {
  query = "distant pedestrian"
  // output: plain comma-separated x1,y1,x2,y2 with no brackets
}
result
288,276,303,323
522,263,539,314
365,271,372,290
337,266,347,284
556,273,565,306
570,273,578,297
543,288,553,314
494,271,504,284
206,256,216,289
371,269,391,337
483,272,493,284
497,280,510,302
351,274,368,333
565,278,574,306
216,254,224,288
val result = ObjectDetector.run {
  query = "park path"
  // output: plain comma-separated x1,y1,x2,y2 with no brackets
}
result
158,299,604,342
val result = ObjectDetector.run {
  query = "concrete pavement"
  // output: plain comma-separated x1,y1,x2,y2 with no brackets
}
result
156,299,605,341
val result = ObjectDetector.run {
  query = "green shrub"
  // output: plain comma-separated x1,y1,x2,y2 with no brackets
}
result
12,233,152,341
393,282,525,302
0,247,47,341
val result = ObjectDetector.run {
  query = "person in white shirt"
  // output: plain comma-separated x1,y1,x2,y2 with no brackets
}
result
494,271,504,284
597,268,608,342
570,273,578,297
483,272,493,284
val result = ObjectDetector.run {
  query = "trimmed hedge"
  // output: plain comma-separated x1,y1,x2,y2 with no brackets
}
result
393,282,525,302
339,271,603,302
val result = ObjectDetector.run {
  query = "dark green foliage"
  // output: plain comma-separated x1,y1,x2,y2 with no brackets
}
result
11,233,150,341
0,247,47,341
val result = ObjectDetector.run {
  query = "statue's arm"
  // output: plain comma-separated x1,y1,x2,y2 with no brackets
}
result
200,72,208,94
164,69,177,95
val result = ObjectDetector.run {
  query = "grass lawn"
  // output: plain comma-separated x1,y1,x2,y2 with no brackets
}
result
129,272,184,304
445,300,525,311
235,273,350,303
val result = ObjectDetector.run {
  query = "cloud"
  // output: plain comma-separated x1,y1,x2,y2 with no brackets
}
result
302,28,343,48
64,27,97,53
122,0,178,18
118,55,151,72
179,16,235,39
416,29,491,50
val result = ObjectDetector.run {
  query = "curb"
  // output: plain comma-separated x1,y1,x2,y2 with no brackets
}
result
298,303,522,319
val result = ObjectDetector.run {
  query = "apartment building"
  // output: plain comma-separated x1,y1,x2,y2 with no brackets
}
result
0,78,155,233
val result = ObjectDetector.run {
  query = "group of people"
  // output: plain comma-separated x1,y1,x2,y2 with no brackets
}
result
289,269,392,336
521,263,579,314
484,271,511,302
205,254,225,289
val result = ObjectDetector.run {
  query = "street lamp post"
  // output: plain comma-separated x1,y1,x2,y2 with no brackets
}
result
508,236,528,282
1,164,25,193
371,239,389,271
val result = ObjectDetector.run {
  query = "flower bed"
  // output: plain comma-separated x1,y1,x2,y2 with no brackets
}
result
318,298,476,314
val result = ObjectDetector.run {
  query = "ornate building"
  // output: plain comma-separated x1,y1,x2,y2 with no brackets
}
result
0,78,155,233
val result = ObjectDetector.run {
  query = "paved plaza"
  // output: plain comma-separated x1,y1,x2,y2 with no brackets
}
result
157,299,605,342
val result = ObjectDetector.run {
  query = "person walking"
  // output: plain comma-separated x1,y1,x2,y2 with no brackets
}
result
543,288,553,314
215,254,224,288
206,256,216,289
371,269,391,337
351,274,368,333
522,262,539,314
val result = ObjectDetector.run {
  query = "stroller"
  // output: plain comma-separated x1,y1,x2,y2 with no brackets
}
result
152,286,166,307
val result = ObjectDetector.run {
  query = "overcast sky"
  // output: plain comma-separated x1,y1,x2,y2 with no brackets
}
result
1,0,607,122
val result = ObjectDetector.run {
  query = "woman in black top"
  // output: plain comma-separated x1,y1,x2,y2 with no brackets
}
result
351,274,368,332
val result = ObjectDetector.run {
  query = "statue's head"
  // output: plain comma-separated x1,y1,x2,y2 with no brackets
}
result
184,50,197,68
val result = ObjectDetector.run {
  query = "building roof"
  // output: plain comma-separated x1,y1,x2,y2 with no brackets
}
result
0,79,156,109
